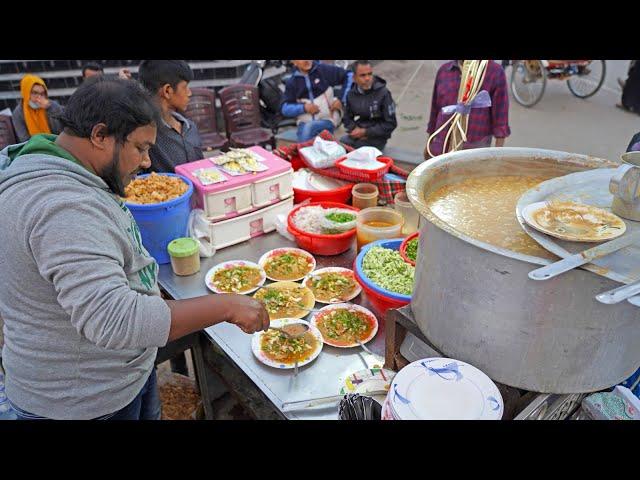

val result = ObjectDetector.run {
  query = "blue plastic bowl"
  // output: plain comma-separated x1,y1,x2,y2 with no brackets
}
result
355,238,413,302
124,173,194,265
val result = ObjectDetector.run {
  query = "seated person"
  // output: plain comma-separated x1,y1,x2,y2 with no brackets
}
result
81,62,104,80
340,60,397,151
137,60,203,172
12,74,64,142
281,60,353,142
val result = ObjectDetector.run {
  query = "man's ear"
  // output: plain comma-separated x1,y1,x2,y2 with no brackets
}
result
160,83,173,100
89,123,110,150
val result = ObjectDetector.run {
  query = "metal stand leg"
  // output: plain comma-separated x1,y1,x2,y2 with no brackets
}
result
190,332,216,420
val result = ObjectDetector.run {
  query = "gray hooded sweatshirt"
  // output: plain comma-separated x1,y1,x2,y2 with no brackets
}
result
0,134,171,419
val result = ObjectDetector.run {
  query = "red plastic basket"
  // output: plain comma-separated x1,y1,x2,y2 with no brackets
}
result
287,201,360,256
335,156,394,182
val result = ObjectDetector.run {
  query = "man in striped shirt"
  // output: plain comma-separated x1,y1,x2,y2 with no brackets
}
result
424,60,511,159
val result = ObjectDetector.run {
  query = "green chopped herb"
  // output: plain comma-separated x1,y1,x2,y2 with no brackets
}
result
326,212,356,223
406,238,418,262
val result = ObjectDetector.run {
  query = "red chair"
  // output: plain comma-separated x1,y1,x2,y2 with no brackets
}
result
0,114,17,150
218,84,275,149
183,88,229,152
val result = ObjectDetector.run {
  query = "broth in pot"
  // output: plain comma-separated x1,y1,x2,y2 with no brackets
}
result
424,175,556,260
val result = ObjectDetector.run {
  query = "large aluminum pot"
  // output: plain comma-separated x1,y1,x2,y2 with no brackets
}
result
406,147,640,393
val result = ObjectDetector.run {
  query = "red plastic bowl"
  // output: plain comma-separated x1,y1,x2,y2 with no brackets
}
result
287,201,359,256
293,183,353,204
399,232,419,267
353,263,410,314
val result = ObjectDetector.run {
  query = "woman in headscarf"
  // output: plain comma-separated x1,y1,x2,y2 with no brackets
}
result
11,74,64,142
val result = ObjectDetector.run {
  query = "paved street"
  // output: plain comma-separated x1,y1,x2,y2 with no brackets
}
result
374,60,639,162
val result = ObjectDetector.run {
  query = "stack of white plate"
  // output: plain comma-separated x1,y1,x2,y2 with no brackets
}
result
292,168,350,191
381,358,503,420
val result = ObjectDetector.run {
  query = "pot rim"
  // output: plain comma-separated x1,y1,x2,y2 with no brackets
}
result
406,147,618,266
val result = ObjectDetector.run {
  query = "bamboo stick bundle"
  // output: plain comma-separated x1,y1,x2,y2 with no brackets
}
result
426,60,490,158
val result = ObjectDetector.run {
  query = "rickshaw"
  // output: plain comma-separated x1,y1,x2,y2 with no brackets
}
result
509,60,607,107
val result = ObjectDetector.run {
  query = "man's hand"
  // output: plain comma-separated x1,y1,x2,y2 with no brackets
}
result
34,97,51,109
304,103,320,114
222,294,270,334
330,99,343,113
495,137,506,147
349,127,367,139
166,293,270,342
118,68,132,80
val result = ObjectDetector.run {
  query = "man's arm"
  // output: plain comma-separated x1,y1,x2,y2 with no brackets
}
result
29,195,269,350
490,65,511,144
424,71,443,159
166,294,269,341
342,94,356,132
30,198,172,350
281,78,305,118
426,71,441,135
363,91,398,139
319,64,353,103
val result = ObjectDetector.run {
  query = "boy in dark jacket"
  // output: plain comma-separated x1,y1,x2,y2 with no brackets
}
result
341,60,397,151
281,60,353,142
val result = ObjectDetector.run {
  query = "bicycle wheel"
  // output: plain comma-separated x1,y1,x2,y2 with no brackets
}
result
510,60,546,107
567,60,606,98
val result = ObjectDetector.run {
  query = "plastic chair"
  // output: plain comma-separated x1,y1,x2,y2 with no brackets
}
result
183,88,228,152
0,114,17,150
218,84,275,149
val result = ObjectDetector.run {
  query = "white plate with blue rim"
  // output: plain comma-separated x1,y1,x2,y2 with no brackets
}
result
389,357,503,420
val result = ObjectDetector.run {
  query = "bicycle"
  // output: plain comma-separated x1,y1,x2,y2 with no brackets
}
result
508,60,607,107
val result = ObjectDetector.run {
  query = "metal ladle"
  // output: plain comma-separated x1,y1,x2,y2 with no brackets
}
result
268,323,310,377
269,323,309,339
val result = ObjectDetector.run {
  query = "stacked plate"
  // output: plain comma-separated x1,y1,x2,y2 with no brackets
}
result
382,358,503,420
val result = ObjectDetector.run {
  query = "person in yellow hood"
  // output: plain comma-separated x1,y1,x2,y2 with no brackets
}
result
11,74,64,143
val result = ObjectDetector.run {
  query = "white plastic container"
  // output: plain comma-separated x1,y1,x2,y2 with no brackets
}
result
202,196,294,250
205,183,253,220
252,169,293,207
176,146,293,221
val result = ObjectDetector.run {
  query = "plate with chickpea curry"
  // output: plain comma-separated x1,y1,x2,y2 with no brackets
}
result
302,267,362,304
205,260,266,295
253,281,316,320
311,304,378,348
251,319,323,369
258,248,316,282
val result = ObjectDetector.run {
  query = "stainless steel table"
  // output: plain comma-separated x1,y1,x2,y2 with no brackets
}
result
158,232,387,420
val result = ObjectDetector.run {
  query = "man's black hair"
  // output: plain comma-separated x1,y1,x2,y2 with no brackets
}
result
352,60,371,73
57,75,161,144
81,62,104,78
137,60,194,94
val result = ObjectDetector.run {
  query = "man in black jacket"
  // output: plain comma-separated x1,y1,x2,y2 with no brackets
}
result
341,60,397,150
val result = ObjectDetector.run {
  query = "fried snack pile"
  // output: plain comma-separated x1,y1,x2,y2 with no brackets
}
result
124,173,189,204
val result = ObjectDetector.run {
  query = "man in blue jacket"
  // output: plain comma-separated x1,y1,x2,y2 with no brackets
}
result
341,60,397,150
281,60,353,142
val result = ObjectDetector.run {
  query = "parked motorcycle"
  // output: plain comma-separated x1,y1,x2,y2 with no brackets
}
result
239,60,296,134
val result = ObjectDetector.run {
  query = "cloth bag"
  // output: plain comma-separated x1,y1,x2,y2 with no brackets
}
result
187,209,216,258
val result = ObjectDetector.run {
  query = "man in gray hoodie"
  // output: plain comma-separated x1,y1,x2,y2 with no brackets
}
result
0,76,269,420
